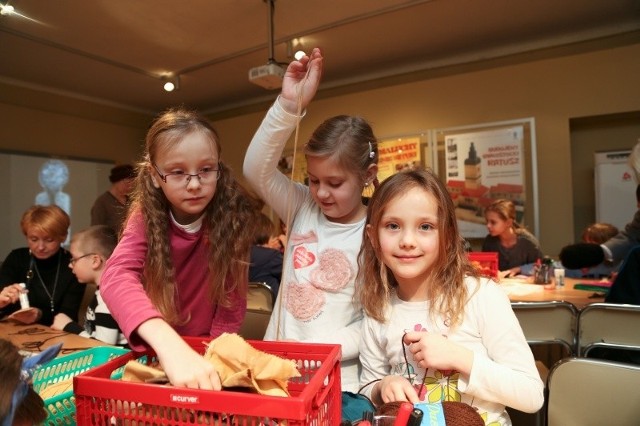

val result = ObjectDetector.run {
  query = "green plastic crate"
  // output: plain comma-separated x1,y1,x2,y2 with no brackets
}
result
32,346,130,425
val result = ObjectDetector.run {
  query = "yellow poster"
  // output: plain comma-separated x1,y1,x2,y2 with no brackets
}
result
377,137,421,183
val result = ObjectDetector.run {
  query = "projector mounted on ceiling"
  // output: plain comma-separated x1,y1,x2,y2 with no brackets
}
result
249,0,286,90
249,62,284,90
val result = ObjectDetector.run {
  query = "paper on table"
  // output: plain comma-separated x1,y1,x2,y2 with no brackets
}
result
499,280,545,296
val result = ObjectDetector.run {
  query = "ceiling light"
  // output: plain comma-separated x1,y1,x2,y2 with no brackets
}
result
162,75,180,92
0,4,15,15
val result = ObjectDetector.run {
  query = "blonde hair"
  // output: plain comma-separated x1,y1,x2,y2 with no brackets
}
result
71,225,117,259
127,107,260,324
581,223,619,245
20,204,69,242
357,168,477,327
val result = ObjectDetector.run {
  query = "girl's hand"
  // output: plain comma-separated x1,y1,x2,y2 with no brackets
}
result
137,318,221,390
376,375,419,405
279,48,323,114
403,331,473,375
158,343,221,389
499,267,520,279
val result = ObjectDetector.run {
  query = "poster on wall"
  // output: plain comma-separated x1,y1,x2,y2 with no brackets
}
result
443,126,526,238
377,137,422,183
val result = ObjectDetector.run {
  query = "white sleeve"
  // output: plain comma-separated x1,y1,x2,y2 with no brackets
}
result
358,315,391,400
243,98,309,220
461,281,545,413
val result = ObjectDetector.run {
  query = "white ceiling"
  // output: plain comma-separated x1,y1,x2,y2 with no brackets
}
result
1,0,639,116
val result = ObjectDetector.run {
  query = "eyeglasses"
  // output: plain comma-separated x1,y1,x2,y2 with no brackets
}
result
69,253,96,266
153,164,220,186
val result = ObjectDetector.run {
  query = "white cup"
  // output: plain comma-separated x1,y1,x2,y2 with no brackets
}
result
554,268,565,287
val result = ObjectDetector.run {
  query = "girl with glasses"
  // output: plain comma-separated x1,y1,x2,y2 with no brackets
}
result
101,107,260,390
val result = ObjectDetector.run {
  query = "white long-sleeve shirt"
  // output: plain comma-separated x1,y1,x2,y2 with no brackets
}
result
359,277,544,425
243,99,364,392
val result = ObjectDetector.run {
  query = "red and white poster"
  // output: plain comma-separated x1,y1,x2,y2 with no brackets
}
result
444,126,525,238
377,137,421,183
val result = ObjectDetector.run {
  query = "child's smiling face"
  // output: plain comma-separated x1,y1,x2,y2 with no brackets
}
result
376,186,440,299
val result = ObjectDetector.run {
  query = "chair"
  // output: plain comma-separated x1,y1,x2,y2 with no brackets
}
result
577,302,640,357
509,301,578,426
547,357,640,426
511,301,579,356
238,282,273,340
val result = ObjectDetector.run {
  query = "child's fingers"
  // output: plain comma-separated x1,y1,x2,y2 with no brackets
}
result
402,330,424,345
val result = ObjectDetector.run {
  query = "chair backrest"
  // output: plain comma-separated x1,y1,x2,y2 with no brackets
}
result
238,282,273,341
547,357,640,426
511,301,579,355
246,281,274,311
577,302,640,356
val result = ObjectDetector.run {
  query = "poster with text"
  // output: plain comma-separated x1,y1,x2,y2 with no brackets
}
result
377,137,421,184
444,126,525,238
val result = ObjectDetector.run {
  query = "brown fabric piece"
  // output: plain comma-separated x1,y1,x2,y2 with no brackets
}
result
122,361,168,383
38,378,73,399
204,333,300,397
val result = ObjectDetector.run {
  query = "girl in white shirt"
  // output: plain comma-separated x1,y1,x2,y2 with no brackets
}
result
357,168,544,425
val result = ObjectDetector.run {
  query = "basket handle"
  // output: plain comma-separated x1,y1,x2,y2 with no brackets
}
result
311,364,336,409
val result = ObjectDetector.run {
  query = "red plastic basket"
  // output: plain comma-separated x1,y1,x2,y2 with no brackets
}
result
468,252,499,279
73,337,342,425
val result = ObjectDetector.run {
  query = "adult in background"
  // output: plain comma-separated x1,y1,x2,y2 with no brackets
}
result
560,184,640,270
0,205,85,326
91,164,136,235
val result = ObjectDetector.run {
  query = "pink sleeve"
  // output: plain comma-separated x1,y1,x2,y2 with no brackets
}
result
101,209,163,351
209,278,247,338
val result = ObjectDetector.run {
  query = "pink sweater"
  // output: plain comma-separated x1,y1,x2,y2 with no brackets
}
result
101,209,246,351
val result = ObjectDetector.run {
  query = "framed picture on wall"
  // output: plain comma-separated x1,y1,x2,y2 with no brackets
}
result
429,118,538,239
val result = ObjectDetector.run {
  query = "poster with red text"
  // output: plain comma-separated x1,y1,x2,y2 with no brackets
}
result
444,126,525,238
377,137,421,183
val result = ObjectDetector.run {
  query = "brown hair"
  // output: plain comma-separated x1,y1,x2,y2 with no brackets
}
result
484,198,538,242
0,339,47,425
128,106,260,324
71,225,118,259
20,204,70,242
305,115,379,185
254,213,277,246
357,168,477,326
581,223,619,245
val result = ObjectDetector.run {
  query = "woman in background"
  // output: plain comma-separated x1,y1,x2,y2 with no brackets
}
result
0,205,84,325
482,199,542,278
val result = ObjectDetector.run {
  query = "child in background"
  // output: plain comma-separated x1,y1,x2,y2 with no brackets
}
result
51,225,126,346
0,339,61,426
482,199,543,278
357,169,543,424
249,213,284,297
243,48,378,394
101,107,260,390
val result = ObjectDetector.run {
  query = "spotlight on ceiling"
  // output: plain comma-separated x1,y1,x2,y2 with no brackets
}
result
0,4,15,15
162,75,180,92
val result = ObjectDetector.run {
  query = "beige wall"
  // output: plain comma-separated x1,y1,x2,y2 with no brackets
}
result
1,43,639,258
215,43,640,258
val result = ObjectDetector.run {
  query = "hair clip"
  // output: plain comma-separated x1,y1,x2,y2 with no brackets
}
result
368,141,375,159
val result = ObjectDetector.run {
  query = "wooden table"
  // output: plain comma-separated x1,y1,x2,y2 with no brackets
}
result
502,277,606,309
0,319,104,356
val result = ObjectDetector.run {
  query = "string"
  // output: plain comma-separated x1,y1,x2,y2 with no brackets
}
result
275,61,313,340
29,251,62,314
